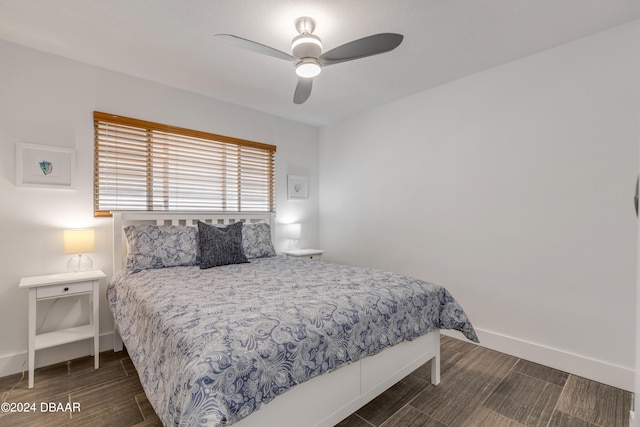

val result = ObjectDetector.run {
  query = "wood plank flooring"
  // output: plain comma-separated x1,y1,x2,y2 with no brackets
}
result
0,336,632,426
339,336,632,427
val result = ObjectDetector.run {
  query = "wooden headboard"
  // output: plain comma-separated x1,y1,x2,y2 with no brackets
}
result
112,211,275,274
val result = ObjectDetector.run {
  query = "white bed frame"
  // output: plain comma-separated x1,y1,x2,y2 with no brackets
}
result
111,211,440,427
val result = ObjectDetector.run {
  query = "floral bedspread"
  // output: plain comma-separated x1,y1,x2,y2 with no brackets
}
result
107,255,477,426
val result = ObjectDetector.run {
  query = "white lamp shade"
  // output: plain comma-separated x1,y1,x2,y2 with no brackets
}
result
285,223,301,240
64,229,95,254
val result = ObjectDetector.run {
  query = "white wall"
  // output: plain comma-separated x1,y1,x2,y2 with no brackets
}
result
319,20,640,390
0,40,319,376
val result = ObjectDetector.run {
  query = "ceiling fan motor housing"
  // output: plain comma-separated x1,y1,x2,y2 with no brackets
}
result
291,33,322,59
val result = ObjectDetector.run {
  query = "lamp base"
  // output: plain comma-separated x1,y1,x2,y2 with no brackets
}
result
288,239,300,250
67,253,93,272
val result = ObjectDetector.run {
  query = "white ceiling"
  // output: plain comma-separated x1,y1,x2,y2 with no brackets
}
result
1,0,638,126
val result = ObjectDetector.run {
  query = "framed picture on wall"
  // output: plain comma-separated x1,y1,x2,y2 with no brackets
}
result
16,142,75,188
287,175,308,200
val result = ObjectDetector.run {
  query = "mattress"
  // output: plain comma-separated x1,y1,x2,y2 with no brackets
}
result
108,255,477,426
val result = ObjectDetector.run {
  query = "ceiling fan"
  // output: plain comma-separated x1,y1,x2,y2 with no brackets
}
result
215,17,403,104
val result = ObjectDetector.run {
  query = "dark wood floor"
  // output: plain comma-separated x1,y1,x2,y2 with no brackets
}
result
0,336,632,426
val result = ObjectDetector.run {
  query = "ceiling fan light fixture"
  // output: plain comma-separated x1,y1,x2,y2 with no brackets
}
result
295,58,321,78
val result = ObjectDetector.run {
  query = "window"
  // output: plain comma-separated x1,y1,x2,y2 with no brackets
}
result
94,111,276,217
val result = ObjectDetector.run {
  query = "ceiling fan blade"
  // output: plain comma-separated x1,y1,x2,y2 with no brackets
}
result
215,34,294,62
319,33,403,66
293,78,313,104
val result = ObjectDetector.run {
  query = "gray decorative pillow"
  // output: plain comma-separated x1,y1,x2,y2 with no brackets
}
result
125,225,199,272
242,222,276,259
198,221,248,269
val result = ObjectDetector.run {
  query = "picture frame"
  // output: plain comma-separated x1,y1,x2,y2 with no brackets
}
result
287,175,308,200
16,142,75,188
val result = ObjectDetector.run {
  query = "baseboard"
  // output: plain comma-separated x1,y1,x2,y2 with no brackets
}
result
442,328,633,392
0,332,115,379
3,330,633,393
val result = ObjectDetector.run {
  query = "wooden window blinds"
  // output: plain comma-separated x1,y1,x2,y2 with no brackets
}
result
94,111,276,217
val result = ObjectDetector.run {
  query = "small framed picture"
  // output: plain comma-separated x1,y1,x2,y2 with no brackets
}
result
287,175,308,200
16,142,75,188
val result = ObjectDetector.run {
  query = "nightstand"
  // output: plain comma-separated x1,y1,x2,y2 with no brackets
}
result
282,249,325,261
19,269,105,388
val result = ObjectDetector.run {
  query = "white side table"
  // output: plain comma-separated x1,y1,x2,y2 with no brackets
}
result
19,269,105,388
282,249,325,261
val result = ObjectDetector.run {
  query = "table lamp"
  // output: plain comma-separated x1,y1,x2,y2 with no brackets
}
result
285,223,301,250
64,229,95,272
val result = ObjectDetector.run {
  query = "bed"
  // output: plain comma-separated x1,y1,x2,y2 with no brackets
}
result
107,212,477,427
